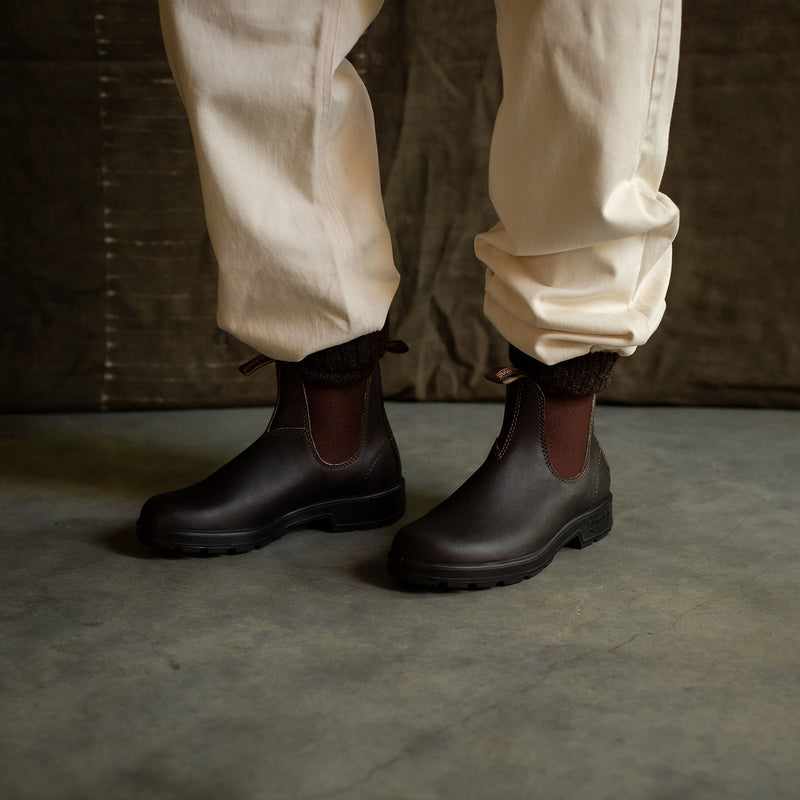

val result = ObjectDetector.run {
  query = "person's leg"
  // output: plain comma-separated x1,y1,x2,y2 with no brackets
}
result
479,0,681,365
389,0,681,588
158,0,398,361
139,0,405,553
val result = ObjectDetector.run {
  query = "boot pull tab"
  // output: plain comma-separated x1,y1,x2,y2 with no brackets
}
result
239,354,275,376
385,340,409,355
485,366,528,385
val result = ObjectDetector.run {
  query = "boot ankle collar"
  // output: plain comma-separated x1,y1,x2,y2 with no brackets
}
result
238,340,408,379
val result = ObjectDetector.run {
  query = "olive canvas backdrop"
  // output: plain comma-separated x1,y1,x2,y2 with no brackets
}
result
2,0,798,411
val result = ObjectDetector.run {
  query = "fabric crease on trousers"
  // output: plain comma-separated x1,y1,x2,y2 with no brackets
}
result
159,0,681,366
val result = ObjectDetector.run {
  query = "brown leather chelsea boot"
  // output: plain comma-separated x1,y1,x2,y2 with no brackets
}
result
387,367,612,589
137,358,404,554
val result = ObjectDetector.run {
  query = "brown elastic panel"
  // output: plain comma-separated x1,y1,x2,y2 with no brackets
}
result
544,394,594,480
305,378,368,464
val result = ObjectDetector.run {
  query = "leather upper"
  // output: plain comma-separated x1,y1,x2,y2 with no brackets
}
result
390,378,610,565
139,362,402,534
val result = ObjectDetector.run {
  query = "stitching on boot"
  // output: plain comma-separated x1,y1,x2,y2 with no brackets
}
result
590,439,602,508
361,437,392,485
494,381,524,460
591,440,610,509
264,363,285,435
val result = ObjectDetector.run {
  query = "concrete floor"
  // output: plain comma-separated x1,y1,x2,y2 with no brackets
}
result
1,402,798,799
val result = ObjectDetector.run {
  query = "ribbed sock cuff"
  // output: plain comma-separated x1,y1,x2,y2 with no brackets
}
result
296,329,388,385
509,345,618,396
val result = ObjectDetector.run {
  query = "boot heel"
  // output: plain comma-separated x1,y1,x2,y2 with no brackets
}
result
566,494,613,549
321,481,406,532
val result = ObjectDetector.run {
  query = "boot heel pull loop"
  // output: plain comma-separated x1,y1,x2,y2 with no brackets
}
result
239,354,275,376
385,340,409,355
485,366,527,385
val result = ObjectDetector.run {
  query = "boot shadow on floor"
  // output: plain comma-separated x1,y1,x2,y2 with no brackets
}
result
0,414,245,501
351,551,450,593
349,488,450,591
101,524,186,560
101,488,443,581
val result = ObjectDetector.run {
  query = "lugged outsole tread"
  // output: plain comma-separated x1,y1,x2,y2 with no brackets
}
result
388,495,612,590
138,483,406,556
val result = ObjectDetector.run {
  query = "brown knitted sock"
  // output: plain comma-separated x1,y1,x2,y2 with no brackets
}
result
296,328,388,386
508,345,618,397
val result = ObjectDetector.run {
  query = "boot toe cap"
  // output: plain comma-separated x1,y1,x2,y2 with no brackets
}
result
138,488,221,533
390,512,504,566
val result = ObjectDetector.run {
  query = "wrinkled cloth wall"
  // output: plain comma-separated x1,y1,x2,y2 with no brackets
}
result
2,0,799,410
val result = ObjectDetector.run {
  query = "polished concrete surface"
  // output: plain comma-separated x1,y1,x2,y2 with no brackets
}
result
1,403,798,799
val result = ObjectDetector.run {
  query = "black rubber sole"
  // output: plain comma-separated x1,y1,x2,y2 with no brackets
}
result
387,494,613,590
137,480,405,555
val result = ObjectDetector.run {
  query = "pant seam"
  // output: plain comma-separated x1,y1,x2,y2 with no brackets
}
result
317,0,371,330
637,0,676,174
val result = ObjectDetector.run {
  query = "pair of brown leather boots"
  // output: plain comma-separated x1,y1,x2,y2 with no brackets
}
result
137,347,614,590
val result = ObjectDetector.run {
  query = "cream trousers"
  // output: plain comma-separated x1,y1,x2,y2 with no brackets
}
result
159,0,681,364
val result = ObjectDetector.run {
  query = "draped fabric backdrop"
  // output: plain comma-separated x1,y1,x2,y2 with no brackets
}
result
2,0,799,410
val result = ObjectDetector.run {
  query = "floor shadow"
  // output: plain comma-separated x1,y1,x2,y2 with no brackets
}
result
351,550,452,594
100,523,187,560
350,488,454,593
0,414,258,500
399,489,447,529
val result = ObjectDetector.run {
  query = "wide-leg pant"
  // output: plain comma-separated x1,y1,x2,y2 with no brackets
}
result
159,0,681,365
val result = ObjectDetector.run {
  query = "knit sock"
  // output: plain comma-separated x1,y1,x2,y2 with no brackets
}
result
296,328,388,386
508,345,618,397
